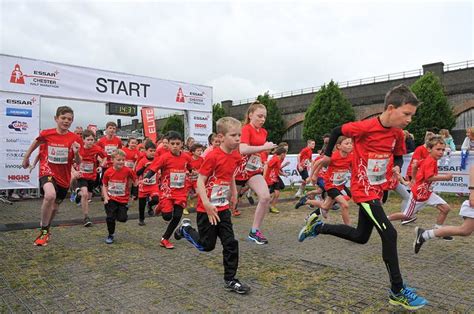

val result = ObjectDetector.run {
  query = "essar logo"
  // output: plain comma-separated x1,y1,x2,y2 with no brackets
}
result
8,120,28,132
176,87,185,103
10,64,25,84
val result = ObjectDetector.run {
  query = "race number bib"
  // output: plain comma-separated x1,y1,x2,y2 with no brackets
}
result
245,154,262,172
108,181,126,196
105,145,118,156
80,162,94,173
170,172,186,188
332,170,349,186
210,184,230,207
143,174,157,185
48,146,69,164
367,153,389,185
189,172,198,181
125,160,135,168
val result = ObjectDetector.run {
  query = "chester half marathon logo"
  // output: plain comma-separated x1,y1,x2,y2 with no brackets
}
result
10,64,60,88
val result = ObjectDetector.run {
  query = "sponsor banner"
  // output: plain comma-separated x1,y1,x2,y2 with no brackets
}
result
186,110,212,146
0,91,39,189
141,107,157,143
1,54,212,112
276,153,470,194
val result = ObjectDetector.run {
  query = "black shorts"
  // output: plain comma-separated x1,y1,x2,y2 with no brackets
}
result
269,177,286,194
299,169,309,181
105,200,129,223
77,178,95,192
235,179,248,187
327,188,342,199
39,176,68,204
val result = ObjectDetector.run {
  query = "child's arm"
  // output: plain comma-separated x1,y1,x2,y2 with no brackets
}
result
22,139,41,169
239,142,277,155
230,176,238,210
426,173,453,182
196,174,220,225
72,142,81,164
262,163,269,179
102,184,109,204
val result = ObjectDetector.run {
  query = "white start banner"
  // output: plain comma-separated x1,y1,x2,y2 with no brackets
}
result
186,110,212,146
0,54,213,112
0,91,40,189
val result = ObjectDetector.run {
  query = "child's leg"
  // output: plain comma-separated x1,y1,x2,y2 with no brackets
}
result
162,204,183,240
395,183,410,211
433,218,474,237
334,195,351,225
435,204,451,226
105,201,118,235
271,190,280,207
248,175,271,230
182,212,218,251
138,197,147,221
217,210,239,281
389,194,420,221
40,182,56,228
80,186,89,218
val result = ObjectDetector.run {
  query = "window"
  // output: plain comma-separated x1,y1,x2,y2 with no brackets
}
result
454,108,474,130
282,121,303,140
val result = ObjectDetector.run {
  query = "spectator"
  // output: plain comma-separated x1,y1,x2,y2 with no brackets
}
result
439,129,456,152
461,127,474,151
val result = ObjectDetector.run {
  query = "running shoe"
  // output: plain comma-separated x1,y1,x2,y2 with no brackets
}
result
413,227,426,254
295,196,307,209
401,216,417,225
69,191,76,202
269,206,280,214
224,279,251,294
74,188,81,204
232,209,241,217
298,213,323,242
246,195,255,205
34,229,50,246
442,236,454,241
160,238,174,249
105,234,114,244
389,287,428,310
174,218,192,240
331,203,340,211
248,230,268,245
83,216,92,227
138,219,146,226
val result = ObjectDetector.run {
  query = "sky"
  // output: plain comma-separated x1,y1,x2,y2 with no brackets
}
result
1,0,473,129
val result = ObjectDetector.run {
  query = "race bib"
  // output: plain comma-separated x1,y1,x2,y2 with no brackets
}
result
367,153,389,185
125,160,135,168
48,146,69,164
189,172,198,181
80,162,94,173
108,181,126,196
170,172,186,188
210,184,230,207
105,145,118,156
143,174,156,185
332,170,349,186
245,154,262,172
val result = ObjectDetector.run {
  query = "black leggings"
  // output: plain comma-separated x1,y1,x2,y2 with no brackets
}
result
161,205,183,240
320,200,403,293
138,196,159,220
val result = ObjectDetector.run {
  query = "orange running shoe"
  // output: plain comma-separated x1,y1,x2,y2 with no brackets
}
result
160,238,174,249
34,229,50,246
232,209,241,217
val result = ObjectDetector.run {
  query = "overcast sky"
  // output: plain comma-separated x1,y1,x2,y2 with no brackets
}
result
1,0,473,129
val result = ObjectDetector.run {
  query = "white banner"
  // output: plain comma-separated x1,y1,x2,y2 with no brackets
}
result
0,91,39,189
186,110,212,146
0,54,212,112
277,153,471,194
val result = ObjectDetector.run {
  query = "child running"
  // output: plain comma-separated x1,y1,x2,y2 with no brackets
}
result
297,85,428,310
22,106,82,246
135,141,159,226
102,149,138,244
185,143,204,215
295,139,315,198
264,146,288,214
174,117,250,294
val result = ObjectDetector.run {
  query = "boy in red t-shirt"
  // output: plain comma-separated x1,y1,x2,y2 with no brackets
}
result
102,150,138,244
75,129,106,227
297,85,428,310
135,141,159,226
185,143,204,215
295,140,315,197
174,117,250,294
97,121,122,170
22,106,82,246
122,137,139,169
389,137,452,232
264,147,287,214
145,131,192,249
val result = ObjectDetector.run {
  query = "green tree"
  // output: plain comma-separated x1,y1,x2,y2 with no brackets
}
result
161,114,184,136
212,103,226,132
408,72,456,146
303,80,356,149
257,92,285,143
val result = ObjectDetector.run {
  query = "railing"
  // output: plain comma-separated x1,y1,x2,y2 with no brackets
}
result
234,60,474,106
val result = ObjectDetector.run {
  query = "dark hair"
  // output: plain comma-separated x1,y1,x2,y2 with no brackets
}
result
323,133,330,138
208,133,217,145
106,121,117,128
156,134,165,141
190,143,204,152
166,131,183,141
82,129,95,139
274,147,287,155
55,106,74,117
384,84,420,110
145,140,156,150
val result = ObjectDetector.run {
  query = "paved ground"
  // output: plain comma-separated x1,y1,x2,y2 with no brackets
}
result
0,191,473,312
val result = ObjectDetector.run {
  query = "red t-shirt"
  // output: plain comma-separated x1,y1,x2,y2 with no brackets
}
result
155,146,169,158
314,155,328,177
97,136,122,168
265,155,282,185
341,117,406,203
412,155,438,202
201,146,214,158
299,147,313,169
102,166,137,204
197,147,242,213
188,156,204,182
406,145,429,179
122,147,139,169
136,156,159,195
235,124,268,180
149,151,192,199
37,128,82,188
324,150,353,191
78,145,106,180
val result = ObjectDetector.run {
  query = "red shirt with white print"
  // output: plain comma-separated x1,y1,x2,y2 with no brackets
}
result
314,155,328,177
406,145,429,179
188,156,204,182
341,117,406,203
149,151,192,199
197,147,242,213
412,155,438,202
265,155,282,185
97,136,122,168
135,156,159,196
299,146,313,169
235,124,268,181
122,147,139,169
324,150,353,191
37,128,82,188
78,145,106,181
102,166,137,204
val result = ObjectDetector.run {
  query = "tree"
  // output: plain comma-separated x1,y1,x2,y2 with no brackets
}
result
161,114,184,136
408,72,456,146
303,80,356,149
257,92,285,144
212,103,226,132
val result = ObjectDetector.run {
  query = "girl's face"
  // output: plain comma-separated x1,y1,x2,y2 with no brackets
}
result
128,139,138,150
249,107,267,128
338,138,353,154
467,131,474,140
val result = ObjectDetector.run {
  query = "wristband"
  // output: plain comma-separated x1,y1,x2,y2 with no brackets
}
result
469,186,474,190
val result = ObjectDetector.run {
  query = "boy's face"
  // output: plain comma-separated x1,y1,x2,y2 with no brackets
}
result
146,148,156,158
113,155,125,169
429,143,446,160
169,139,183,155
339,138,353,153
308,141,315,149
323,137,329,144
220,125,241,150
128,139,138,149
386,103,417,128
193,148,203,157
83,135,95,148
106,125,116,136
212,137,221,147
54,113,74,131
162,139,169,149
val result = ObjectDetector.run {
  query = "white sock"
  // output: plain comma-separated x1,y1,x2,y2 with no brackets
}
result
422,229,436,240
